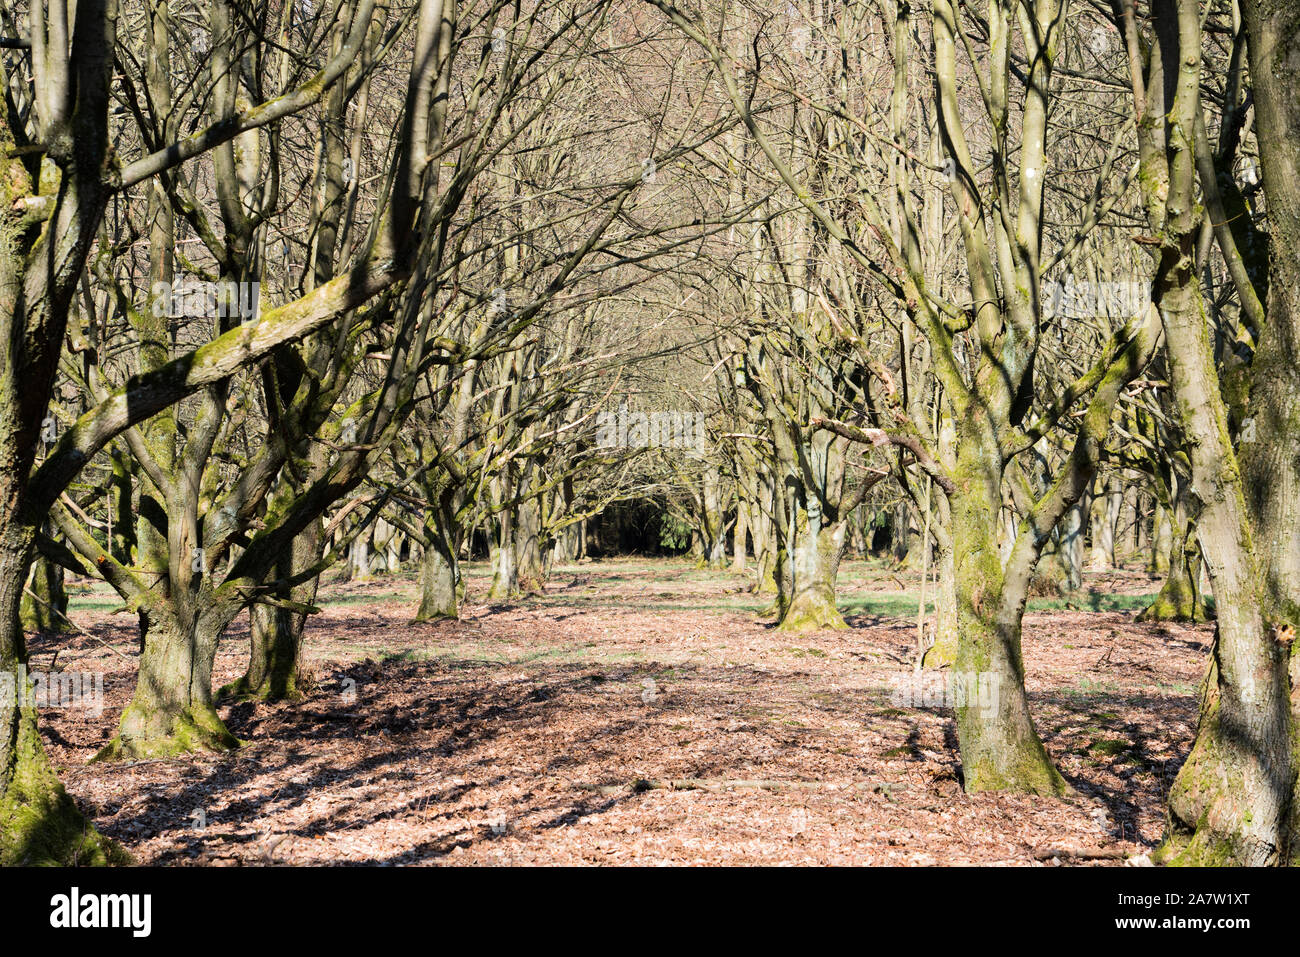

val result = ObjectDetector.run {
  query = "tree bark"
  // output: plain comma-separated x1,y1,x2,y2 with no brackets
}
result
416,528,460,620
222,517,323,703
98,608,240,760
515,499,545,595
1139,488,1207,622
949,440,1070,796
779,506,847,631
19,551,70,634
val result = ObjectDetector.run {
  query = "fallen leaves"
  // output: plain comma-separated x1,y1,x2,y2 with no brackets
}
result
34,560,1205,866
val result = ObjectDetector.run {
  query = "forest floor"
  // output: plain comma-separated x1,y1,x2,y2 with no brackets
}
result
33,558,1210,865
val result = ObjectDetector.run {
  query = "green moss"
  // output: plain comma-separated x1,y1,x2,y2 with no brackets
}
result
962,741,1073,798
778,592,847,631
218,673,305,704
0,708,129,866
94,704,242,762
1086,738,1131,756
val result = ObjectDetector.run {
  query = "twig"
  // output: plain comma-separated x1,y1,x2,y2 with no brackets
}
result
574,777,907,796
22,587,133,661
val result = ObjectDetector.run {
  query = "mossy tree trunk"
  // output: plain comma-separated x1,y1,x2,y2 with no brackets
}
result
0,18,121,864
683,468,730,570
222,516,323,703
416,526,460,620
948,440,1070,796
0,527,119,865
1139,489,1206,622
19,549,70,635
1124,0,1299,860
778,503,847,631
1240,0,1300,863
233,603,309,703
1141,0,1300,865
768,431,858,632
100,605,240,760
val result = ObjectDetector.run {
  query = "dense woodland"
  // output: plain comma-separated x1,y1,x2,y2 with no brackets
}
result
0,0,1297,869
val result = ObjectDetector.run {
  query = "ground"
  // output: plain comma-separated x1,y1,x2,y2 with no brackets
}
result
30,558,1208,865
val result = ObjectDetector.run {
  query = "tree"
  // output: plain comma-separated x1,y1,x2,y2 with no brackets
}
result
1119,0,1300,865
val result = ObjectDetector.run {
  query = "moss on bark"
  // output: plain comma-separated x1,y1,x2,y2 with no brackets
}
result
95,702,240,761
1,705,128,865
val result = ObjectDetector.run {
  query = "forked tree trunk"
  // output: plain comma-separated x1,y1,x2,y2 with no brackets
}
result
98,608,239,760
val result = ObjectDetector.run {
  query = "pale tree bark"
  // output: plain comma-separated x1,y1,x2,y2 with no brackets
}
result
1139,476,1207,622
1121,0,1300,864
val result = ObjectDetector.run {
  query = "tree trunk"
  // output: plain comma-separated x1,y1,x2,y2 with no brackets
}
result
949,441,1069,796
1150,502,1172,576
732,501,748,573
415,529,459,620
1088,477,1111,571
892,502,914,566
224,603,308,703
489,513,518,601
1057,502,1085,592
221,501,323,703
0,530,119,864
1238,0,1300,864
515,500,544,595
924,530,960,667
347,533,371,581
778,503,846,631
19,551,70,634
1152,261,1291,865
1139,492,1207,622
99,609,239,760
